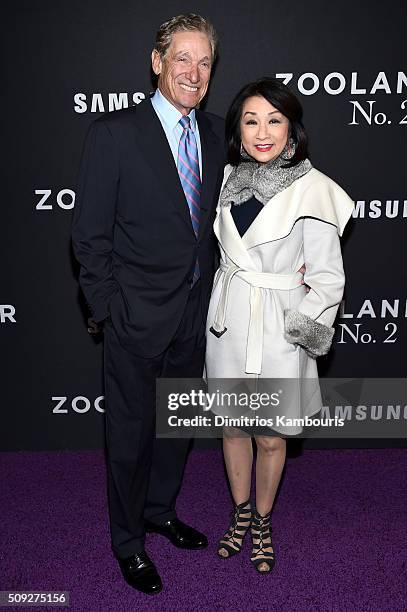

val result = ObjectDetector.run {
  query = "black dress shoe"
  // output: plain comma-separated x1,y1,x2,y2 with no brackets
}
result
118,551,162,594
145,517,208,549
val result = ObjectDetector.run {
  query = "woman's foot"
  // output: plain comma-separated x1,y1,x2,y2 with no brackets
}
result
218,499,251,558
250,509,275,573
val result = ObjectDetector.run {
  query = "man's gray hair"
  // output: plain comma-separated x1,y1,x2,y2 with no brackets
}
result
154,13,218,62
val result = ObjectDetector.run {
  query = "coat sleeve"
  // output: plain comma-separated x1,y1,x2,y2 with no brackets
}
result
71,120,120,323
284,218,345,358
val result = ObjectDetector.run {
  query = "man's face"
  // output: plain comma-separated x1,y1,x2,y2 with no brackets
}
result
151,30,212,115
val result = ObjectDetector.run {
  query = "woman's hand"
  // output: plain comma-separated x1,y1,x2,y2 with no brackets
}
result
298,264,310,293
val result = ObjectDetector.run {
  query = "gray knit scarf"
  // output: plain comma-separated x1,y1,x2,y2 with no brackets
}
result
220,143,312,207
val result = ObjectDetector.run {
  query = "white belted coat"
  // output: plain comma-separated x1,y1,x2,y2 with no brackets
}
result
205,165,354,431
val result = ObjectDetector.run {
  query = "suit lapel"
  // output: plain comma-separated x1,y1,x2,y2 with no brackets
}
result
131,100,194,234
196,110,222,238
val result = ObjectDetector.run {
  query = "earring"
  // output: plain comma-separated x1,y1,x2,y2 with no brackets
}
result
286,138,295,158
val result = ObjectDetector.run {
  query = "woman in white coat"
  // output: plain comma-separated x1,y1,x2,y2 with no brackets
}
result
205,78,353,573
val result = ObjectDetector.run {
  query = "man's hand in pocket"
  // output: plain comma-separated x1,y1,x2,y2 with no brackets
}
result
87,318,103,335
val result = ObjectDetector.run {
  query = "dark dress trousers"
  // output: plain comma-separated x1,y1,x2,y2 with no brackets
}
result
72,99,225,558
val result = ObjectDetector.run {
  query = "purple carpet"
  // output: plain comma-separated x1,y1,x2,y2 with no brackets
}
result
1,448,406,611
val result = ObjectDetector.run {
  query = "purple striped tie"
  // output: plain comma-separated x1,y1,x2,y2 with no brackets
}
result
177,115,201,284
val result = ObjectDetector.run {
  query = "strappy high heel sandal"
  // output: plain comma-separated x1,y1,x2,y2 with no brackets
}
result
250,509,275,573
217,499,251,559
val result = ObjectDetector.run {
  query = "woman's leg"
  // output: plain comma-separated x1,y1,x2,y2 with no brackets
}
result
223,426,253,504
254,436,286,515
218,427,253,558
251,435,286,572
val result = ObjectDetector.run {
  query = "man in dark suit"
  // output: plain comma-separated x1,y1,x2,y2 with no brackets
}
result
71,14,225,595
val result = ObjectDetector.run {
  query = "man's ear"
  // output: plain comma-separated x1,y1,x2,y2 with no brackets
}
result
151,49,162,76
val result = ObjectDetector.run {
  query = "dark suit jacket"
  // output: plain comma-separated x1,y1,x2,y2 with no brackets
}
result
72,99,225,357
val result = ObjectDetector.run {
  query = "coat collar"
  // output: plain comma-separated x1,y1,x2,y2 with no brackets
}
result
214,163,257,270
214,205,257,269
215,167,354,258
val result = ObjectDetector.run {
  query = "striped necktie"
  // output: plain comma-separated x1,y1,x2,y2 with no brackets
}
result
177,115,201,284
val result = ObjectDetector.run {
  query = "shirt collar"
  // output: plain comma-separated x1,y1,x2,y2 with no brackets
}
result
151,88,197,132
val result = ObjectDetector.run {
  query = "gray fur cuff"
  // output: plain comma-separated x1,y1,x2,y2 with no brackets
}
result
284,309,335,358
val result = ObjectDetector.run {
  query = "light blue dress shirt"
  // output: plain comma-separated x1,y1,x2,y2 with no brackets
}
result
150,89,202,179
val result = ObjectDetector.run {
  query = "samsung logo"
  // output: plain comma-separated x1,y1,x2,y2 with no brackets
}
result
353,200,407,219
74,91,146,113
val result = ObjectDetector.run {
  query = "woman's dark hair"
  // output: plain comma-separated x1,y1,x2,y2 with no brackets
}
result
226,77,309,167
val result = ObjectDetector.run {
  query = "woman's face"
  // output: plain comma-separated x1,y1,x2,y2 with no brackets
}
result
240,95,290,163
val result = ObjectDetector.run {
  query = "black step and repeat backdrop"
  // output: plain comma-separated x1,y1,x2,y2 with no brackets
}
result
2,1,406,450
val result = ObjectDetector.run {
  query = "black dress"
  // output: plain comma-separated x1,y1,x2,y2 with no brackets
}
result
230,196,263,236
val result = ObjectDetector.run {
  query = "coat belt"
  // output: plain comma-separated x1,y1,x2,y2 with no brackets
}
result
210,262,303,375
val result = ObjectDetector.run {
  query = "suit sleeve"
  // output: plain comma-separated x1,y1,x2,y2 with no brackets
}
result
284,218,345,358
71,120,120,323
